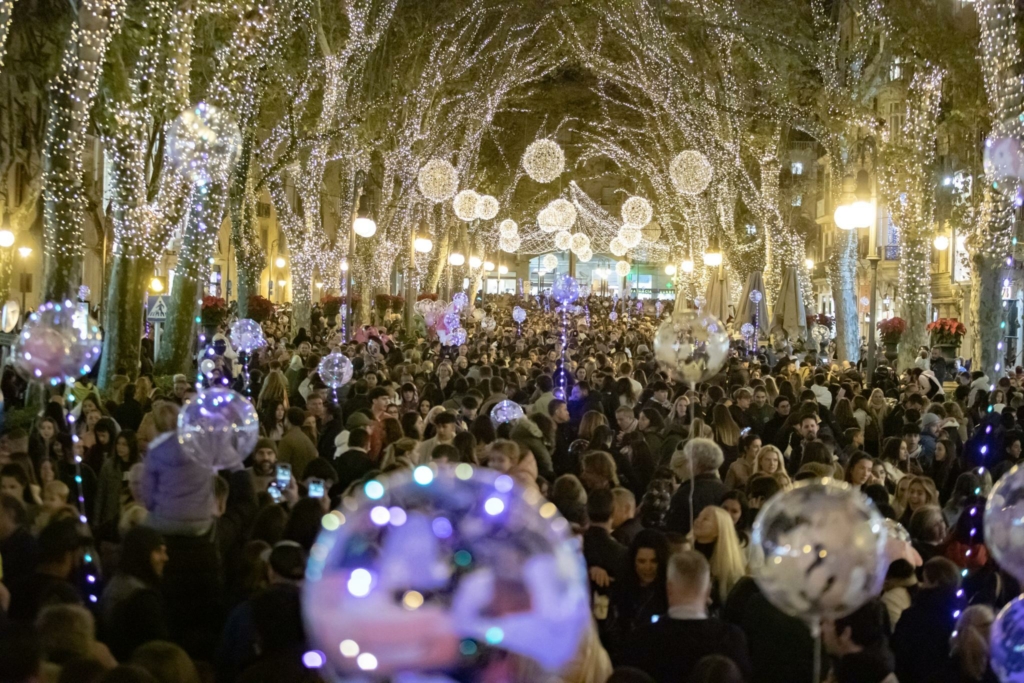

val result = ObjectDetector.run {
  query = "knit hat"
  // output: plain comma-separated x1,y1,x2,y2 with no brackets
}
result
921,412,941,428
346,412,373,430
254,437,278,455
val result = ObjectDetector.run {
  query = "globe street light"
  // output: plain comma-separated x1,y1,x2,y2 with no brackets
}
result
0,230,14,248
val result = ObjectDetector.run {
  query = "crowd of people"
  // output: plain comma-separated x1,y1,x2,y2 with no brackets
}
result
0,293,1019,683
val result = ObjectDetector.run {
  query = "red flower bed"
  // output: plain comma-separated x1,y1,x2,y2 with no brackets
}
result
927,318,966,346
877,316,908,344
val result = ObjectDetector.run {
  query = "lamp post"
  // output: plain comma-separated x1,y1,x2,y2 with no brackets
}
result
866,248,882,385
17,246,31,314
346,172,376,342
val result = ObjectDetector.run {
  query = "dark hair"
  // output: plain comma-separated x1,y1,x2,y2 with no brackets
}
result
833,600,887,649
547,399,567,418
434,412,458,427
283,498,325,552
0,463,33,505
119,526,166,586
348,427,370,450
587,488,616,524
114,431,141,470
368,387,390,401
746,475,782,503
301,458,336,483
624,529,669,592
802,441,832,467
922,556,962,589
451,432,477,464
774,395,791,408
606,668,655,683
469,414,496,446
0,622,42,683
689,655,744,683
286,407,306,427
400,412,422,439
639,408,664,432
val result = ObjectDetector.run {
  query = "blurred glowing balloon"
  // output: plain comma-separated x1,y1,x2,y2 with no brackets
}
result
512,307,527,324
491,399,525,426
652,311,730,383
740,323,755,337
200,358,217,379
751,479,887,622
550,274,580,306
13,300,102,384
230,318,265,353
985,463,1024,583
318,352,354,389
303,465,589,678
450,327,468,346
443,310,461,331
166,102,241,184
749,290,763,304
451,292,469,311
992,595,1024,682
177,387,258,470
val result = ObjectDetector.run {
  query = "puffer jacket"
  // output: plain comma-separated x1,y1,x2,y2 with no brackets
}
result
141,432,215,532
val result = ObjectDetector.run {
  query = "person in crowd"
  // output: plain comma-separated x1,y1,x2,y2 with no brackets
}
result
99,526,170,660
95,430,141,528
275,407,319,479
822,600,897,683
690,505,747,609
892,557,964,683
666,438,726,535
608,529,669,648
7,519,84,622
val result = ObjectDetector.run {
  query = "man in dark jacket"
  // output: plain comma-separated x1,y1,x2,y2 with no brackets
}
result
332,428,375,493
760,396,791,447
583,489,628,645
114,384,145,432
823,600,897,683
623,550,752,682
7,519,83,622
891,557,962,683
666,439,727,536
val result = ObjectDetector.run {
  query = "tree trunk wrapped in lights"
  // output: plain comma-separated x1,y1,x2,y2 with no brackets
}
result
42,0,125,301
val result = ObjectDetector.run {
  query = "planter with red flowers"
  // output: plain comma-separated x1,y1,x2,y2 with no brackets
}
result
927,318,967,361
321,295,345,326
877,317,908,363
201,296,228,338
247,295,275,323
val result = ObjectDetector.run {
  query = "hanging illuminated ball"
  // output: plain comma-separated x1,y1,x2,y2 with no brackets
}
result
550,273,580,305
619,226,642,249
318,352,354,389
522,138,565,183
670,150,714,195
609,237,628,257
177,387,259,471
470,308,486,323
417,159,459,202
569,233,590,255
615,260,631,278
512,307,527,324
548,198,577,230
450,327,468,346
542,254,558,271
537,207,559,233
443,309,461,332
303,465,589,678
167,102,241,184
751,479,888,621
985,463,1024,584
491,399,526,426
453,190,480,221
554,230,572,251
577,247,593,263
694,295,706,311
740,323,755,337
749,290,763,304
13,300,102,384
498,219,518,238
609,311,618,321
621,196,653,227
499,234,521,253
984,134,1024,181
652,312,729,383
451,292,469,312
200,358,217,380
230,318,265,354
992,595,1024,682
476,195,500,220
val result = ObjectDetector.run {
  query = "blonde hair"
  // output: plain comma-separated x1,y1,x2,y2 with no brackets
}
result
950,605,994,681
711,405,739,447
257,370,289,409
136,375,154,401
763,376,779,401
581,451,620,488
36,604,96,661
756,445,785,474
43,480,69,502
689,418,713,440
578,411,608,441
704,506,747,602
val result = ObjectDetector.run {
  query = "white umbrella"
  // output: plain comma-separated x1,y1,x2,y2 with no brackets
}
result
736,271,770,338
770,266,808,342
704,267,732,324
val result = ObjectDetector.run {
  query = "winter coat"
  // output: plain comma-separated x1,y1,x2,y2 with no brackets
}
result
141,432,215,533
94,456,127,528
510,419,554,479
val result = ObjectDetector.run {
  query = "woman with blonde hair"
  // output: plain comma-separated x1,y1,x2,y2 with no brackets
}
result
688,417,713,441
762,376,779,402
943,605,995,682
898,475,940,528
691,505,747,606
868,388,890,426
580,451,620,492
756,445,793,489
257,370,289,410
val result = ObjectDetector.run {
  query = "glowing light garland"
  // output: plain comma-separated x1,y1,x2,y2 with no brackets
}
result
522,138,564,183
418,159,459,202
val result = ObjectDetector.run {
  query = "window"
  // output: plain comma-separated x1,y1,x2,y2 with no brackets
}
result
257,201,271,218
888,102,905,142
889,57,903,82
791,162,803,175
792,195,803,207
746,224,757,235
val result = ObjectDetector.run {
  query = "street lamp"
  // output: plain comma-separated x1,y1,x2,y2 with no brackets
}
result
274,256,286,269
664,264,677,276
681,259,694,274
0,230,14,248
17,246,31,259
448,251,466,266
834,171,873,230
414,236,433,253
149,277,164,293
933,234,950,250
703,250,722,267
353,217,377,238
805,258,815,271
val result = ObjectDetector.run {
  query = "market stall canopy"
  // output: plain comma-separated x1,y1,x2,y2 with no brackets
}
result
770,266,808,342
736,271,770,338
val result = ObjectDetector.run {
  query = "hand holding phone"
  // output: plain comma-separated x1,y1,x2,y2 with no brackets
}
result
308,478,325,499
275,463,292,489
267,483,283,503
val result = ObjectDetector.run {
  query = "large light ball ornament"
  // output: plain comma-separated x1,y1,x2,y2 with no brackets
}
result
984,134,1024,181
550,274,580,305
166,102,241,184
619,225,642,249
491,399,526,426
542,254,558,271
554,230,572,251
177,387,259,471
992,596,1024,682
450,327,468,346
453,190,480,221
476,195,500,220
13,300,102,383
512,307,527,324
448,252,466,267
499,234,521,253
577,248,593,263
621,196,653,227
751,479,887,622
652,312,729,383
569,232,590,255
548,199,577,229
670,150,714,195
353,217,377,238
417,159,459,202
537,207,559,233
498,219,518,238
749,290,763,304
985,463,1024,584
681,259,695,274
833,203,857,230
318,352,354,389
229,319,265,353
303,465,589,678
615,260,631,278
0,230,14,248
609,237,628,257
522,138,565,183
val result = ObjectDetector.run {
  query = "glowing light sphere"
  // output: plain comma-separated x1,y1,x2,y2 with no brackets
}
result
499,234,521,253
550,274,580,305
522,139,565,183
812,325,831,344
450,327,468,346
620,225,642,249
476,195,500,220
448,252,466,267
469,256,482,269
577,248,593,263
453,190,480,222
451,292,469,311
512,307,527,324
353,217,377,238
681,259,695,274
609,237,628,257
542,254,559,271
491,399,526,426
304,465,589,678
569,233,590,255
471,308,485,323
751,479,888,621
200,358,216,379
177,387,259,470
481,317,496,332
652,312,730,383
670,150,714,195
615,261,631,278
0,230,14,248
548,198,577,230
933,235,949,251
230,318,265,353
13,300,102,383
984,135,1024,181
417,159,459,202
992,595,1024,682
554,230,572,251
740,323,755,337
749,290,763,304
537,207,559,234
414,237,433,253
167,102,241,184
318,352,354,389
498,219,518,238
985,463,1024,583
665,264,677,276
621,196,653,227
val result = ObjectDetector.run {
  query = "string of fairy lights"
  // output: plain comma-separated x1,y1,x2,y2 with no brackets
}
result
0,0,14,72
